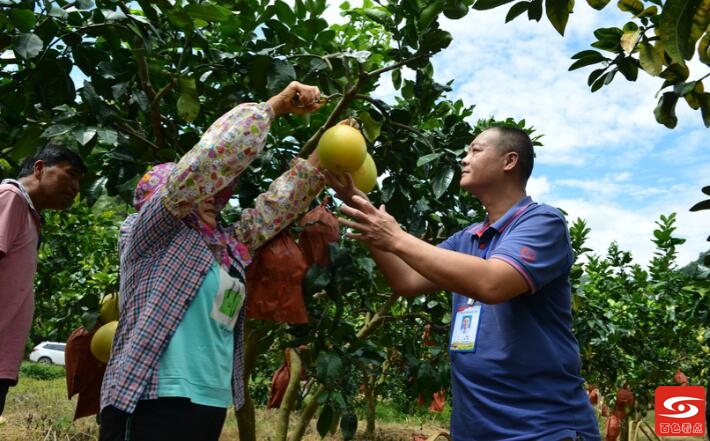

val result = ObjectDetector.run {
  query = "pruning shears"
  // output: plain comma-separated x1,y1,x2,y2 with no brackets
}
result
291,93,342,107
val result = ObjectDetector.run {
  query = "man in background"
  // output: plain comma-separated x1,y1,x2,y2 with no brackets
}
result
0,142,86,424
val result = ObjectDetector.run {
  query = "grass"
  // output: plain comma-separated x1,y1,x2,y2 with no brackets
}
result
1,363,450,441
5,364,706,441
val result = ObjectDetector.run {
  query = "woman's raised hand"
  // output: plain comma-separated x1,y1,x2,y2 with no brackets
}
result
267,81,322,116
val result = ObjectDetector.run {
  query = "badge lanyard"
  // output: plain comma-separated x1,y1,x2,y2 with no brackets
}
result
449,244,488,352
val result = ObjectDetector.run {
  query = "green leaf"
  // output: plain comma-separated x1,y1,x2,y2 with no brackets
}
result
315,351,343,386
699,31,710,65
340,412,358,441
85,176,106,207
690,199,710,211
617,0,644,16
690,0,710,47
697,92,710,127
545,0,572,36
590,70,614,92
360,7,391,26
96,128,118,146
432,167,454,199
654,91,679,128
184,3,232,23
638,41,663,76
658,0,702,64
420,29,453,54
392,68,402,90
111,82,129,100
273,0,297,26
74,129,97,146
179,77,197,96
303,265,331,297
10,8,36,32
41,124,73,139
266,58,297,94
177,94,200,123
13,32,43,60
586,0,611,10
416,152,443,167
473,0,515,10
420,1,444,30
528,0,543,21
569,53,607,71
357,111,382,144
444,0,469,19
617,56,638,80
506,1,530,22
571,49,605,60
593,27,623,40
317,403,334,439
11,125,44,160
620,28,641,54
166,9,194,31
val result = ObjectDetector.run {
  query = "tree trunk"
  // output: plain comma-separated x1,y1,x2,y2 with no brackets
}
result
236,323,272,441
365,380,376,436
290,385,325,441
290,294,397,441
276,348,303,441
236,393,256,441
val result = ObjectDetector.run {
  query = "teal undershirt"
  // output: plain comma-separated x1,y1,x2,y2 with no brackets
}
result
157,262,234,408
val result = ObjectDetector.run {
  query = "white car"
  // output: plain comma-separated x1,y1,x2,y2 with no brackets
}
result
29,341,66,366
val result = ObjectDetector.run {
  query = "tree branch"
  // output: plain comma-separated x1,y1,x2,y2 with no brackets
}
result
362,52,431,80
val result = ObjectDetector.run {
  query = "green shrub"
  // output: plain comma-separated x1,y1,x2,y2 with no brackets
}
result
20,361,65,380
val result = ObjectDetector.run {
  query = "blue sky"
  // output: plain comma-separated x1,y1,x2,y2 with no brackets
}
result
327,3,710,268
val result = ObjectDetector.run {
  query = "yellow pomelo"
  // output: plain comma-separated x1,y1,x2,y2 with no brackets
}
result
91,320,118,364
348,153,378,193
99,293,119,324
316,125,367,173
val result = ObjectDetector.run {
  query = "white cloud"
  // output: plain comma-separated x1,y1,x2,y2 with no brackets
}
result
427,5,709,267
323,1,709,267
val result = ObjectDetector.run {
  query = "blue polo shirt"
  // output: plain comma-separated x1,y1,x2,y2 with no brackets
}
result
439,196,601,441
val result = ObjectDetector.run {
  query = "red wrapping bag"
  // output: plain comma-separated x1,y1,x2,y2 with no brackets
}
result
65,325,107,420
245,230,308,323
298,198,340,267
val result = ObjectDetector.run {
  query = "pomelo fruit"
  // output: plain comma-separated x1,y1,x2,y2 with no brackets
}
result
348,153,377,193
91,320,118,364
99,293,119,324
316,125,367,173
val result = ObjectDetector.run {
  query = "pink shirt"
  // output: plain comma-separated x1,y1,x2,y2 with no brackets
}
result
0,183,41,381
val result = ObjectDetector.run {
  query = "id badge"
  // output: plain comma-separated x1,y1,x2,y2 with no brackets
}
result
449,300,482,352
211,266,245,330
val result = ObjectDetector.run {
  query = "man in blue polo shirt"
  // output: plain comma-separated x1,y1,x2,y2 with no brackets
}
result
329,126,601,440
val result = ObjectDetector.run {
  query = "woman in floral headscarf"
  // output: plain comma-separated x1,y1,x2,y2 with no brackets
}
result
99,82,329,441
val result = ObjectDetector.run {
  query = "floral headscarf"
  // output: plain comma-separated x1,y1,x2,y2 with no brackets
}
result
133,163,176,211
133,163,251,274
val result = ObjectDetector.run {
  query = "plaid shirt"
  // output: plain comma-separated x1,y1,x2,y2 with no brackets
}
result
100,102,325,413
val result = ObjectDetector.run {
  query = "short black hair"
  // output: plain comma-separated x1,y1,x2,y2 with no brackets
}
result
490,126,535,184
17,141,87,178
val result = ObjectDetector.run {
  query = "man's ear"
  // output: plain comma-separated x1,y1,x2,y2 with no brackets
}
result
33,160,45,177
503,152,518,171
